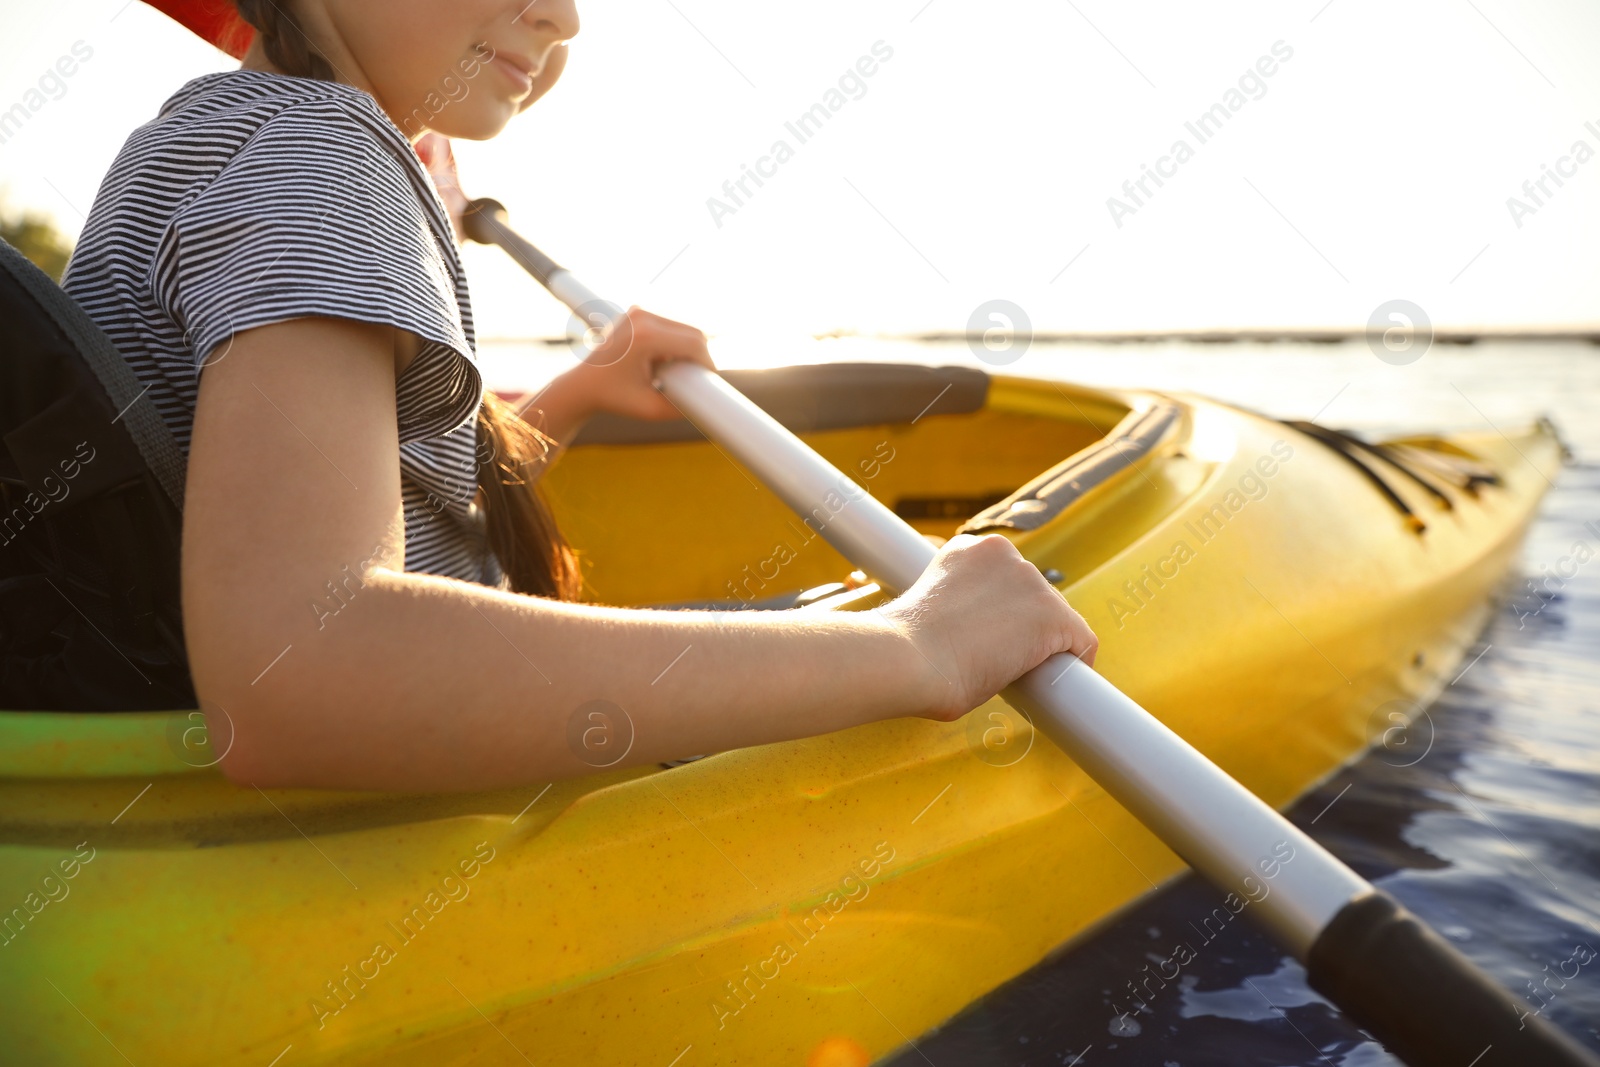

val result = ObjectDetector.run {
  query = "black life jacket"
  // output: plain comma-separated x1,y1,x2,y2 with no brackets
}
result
0,238,196,710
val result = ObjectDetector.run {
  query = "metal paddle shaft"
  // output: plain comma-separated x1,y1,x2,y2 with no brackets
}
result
464,197,1600,1067
652,363,1366,952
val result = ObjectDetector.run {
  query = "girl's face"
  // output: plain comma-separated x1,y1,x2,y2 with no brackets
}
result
321,0,580,140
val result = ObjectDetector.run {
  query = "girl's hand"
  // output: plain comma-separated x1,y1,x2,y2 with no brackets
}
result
411,132,712,425
414,133,469,245
878,533,1099,722
562,307,717,422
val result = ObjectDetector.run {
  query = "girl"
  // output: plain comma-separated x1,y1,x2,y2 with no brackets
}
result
62,0,1098,790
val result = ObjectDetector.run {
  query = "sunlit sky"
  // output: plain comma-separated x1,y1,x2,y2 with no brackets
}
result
3,0,1599,341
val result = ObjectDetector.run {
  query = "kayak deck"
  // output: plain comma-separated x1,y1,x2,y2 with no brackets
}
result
0,366,1562,1066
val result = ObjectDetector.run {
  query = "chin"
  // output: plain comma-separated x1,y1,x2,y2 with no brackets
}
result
429,105,518,141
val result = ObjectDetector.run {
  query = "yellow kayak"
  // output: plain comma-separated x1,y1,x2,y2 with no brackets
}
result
0,363,1561,1066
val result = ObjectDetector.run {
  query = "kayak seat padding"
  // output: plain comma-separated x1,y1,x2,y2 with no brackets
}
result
571,363,988,446
959,400,1183,532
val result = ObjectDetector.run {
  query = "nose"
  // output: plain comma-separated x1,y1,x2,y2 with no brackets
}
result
515,0,580,42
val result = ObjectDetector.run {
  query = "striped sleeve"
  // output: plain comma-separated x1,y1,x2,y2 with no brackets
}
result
149,100,481,444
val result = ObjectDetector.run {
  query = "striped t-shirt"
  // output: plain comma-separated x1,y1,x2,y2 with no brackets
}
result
62,69,502,586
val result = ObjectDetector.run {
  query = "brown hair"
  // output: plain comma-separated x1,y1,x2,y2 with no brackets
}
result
233,0,582,600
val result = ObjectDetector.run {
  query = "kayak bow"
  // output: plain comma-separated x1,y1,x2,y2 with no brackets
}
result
463,197,1599,1067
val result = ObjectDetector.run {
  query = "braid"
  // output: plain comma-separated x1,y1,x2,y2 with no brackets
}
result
233,0,337,81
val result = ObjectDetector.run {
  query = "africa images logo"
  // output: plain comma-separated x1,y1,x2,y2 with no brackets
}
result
705,42,895,228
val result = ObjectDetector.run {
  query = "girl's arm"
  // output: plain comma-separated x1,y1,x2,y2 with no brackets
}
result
508,306,711,469
184,317,1096,792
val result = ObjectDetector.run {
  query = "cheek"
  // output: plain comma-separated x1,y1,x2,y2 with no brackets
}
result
339,7,478,113
336,0,556,140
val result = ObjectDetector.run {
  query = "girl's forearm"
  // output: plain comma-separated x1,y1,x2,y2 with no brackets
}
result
181,319,932,794
218,569,930,791
513,369,595,461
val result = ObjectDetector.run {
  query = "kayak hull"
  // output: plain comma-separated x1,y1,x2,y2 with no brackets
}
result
0,371,1561,1065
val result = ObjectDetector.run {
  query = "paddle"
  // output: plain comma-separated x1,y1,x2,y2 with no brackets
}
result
463,197,1599,1067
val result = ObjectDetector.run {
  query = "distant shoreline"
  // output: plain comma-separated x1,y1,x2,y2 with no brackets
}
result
896,329,1600,345
481,330,1600,346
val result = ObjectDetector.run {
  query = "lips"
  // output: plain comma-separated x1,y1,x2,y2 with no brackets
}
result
491,51,540,96
496,51,539,79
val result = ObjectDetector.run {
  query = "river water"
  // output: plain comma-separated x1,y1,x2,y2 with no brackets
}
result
485,336,1600,1065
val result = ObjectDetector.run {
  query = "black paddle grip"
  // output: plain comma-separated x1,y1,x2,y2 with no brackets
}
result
462,198,564,284
1307,891,1599,1067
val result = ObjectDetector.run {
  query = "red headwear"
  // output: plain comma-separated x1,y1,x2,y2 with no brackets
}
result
142,0,253,58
